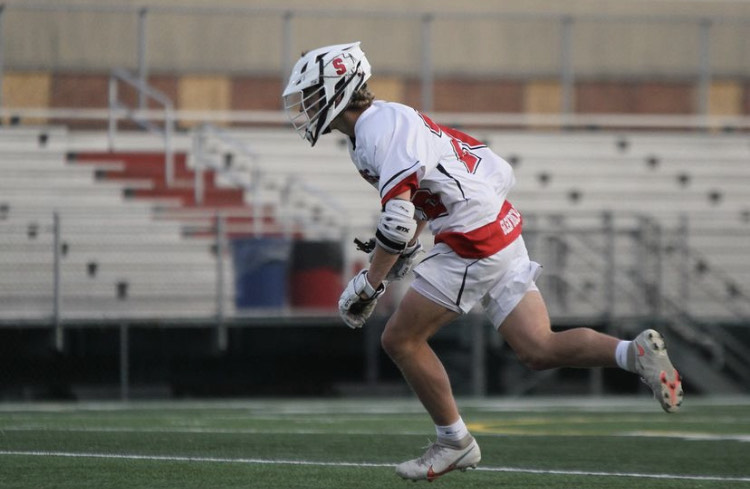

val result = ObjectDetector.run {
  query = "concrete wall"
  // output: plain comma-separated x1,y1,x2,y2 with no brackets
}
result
4,0,750,75
2,1,750,117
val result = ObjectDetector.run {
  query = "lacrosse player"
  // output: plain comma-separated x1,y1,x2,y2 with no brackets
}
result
282,42,683,482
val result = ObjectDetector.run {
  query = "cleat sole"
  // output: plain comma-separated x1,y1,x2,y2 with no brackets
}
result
635,330,684,413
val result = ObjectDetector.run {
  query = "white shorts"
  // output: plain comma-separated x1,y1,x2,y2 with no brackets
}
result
411,236,542,328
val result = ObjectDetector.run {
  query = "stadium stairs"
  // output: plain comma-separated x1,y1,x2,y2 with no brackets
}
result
66,151,284,237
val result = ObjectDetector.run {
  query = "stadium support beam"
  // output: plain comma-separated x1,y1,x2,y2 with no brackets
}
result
560,15,575,115
120,324,130,401
697,18,712,117
53,212,63,351
0,4,4,110
137,7,149,110
215,213,228,352
282,10,295,94
420,13,434,113
470,315,486,396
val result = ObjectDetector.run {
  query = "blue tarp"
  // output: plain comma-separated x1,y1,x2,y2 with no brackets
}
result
231,237,292,308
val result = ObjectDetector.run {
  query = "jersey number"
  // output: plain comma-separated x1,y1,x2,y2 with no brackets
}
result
412,188,448,220
417,112,482,174
450,139,481,174
414,112,490,218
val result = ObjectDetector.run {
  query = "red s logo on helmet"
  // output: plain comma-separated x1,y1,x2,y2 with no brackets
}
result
332,57,347,75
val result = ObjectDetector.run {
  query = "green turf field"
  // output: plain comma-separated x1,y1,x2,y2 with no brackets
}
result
1,397,749,488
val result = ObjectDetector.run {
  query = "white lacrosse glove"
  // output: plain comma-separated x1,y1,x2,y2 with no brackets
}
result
353,238,423,282
338,270,386,329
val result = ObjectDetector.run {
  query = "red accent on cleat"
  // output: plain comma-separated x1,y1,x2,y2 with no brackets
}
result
660,369,682,409
426,463,457,482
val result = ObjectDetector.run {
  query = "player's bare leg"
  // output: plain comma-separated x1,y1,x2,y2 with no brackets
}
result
381,288,461,425
500,290,682,412
499,290,620,369
381,288,480,481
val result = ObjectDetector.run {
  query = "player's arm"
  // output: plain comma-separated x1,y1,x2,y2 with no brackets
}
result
366,190,417,289
367,216,425,287
365,245,401,289
338,190,417,328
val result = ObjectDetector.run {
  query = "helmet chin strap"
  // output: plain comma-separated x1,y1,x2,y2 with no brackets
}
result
310,105,330,146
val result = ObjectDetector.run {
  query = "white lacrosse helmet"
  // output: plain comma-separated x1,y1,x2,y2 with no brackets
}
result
282,42,371,146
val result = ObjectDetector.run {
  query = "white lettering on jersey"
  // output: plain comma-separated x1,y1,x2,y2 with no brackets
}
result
499,207,521,235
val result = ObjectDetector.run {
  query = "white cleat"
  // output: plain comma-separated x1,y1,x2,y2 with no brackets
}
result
631,329,684,413
395,436,481,482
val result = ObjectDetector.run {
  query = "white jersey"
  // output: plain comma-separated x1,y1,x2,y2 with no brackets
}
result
348,100,522,258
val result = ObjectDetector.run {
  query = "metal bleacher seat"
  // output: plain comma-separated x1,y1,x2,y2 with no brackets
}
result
489,131,750,320
229,128,750,321
3,124,747,323
0,127,233,320
223,129,381,236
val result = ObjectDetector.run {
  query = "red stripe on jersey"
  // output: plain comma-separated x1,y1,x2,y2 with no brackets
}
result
381,172,419,205
439,124,486,148
434,200,522,259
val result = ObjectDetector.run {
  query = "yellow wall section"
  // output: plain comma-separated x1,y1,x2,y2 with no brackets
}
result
708,81,742,116
524,80,562,114
368,77,406,104
2,72,51,124
177,75,231,127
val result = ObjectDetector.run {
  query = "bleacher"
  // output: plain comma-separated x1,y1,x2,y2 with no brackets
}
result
491,131,750,215
0,127,234,320
494,130,750,321
2,124,749,324
227,127,750,322
211,128,381,235
3,122,750,398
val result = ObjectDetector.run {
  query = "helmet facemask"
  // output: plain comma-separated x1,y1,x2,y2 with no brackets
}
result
283,84,328,144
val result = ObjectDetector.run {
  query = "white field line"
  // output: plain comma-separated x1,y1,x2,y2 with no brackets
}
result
0,426,426,436
1,450,749,483
1,396,749,414
2,425,749,442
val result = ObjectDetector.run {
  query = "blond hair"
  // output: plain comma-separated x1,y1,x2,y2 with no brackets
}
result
347,83,375,111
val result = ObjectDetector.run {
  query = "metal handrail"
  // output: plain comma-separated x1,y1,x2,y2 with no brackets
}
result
108,68,176,186
190,124,351,240
191,124,264,234
5,107,750,131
